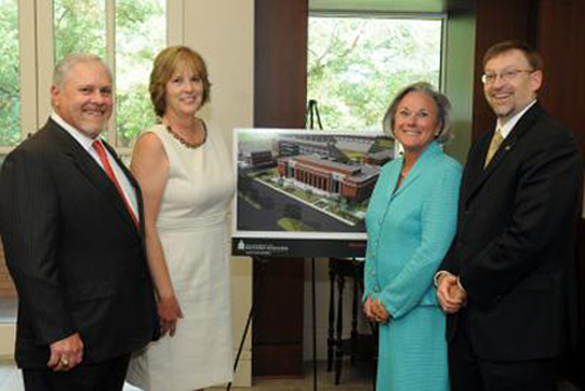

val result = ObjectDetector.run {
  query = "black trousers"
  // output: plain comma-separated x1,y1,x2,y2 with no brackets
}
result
448,323,559,391
22,353,131,391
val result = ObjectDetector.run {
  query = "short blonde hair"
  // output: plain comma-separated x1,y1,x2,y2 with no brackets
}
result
382,82,452,144
149,46,211,118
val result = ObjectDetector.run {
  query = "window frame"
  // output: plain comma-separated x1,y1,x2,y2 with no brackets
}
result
0,0,182,156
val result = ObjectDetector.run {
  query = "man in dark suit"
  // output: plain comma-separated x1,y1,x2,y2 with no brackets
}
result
0,54,159,390
437,40,582,391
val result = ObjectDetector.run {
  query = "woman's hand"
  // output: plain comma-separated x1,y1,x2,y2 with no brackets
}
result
364,295,375,321
157,295,184,337
372,299,390,323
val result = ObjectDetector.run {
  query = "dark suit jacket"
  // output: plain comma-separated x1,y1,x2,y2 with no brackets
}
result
441,103,582,361
0,118,159,368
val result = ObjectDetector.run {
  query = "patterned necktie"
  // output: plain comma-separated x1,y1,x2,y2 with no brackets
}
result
93,140,139,228
484,128,504,168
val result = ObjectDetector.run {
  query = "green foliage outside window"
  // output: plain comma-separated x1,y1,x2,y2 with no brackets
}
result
54,0,106,59
308,16,442,131
115,0,165,146
0,0,165,149
0,0,20,146
54,0,165,147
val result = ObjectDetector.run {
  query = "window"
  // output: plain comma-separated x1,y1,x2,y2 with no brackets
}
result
53,0,166,147
0,0,170,154
115,0,166,146
0,0,21,147
53,0,107,59
308,15,444,131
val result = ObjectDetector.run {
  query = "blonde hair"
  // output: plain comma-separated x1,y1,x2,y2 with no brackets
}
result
149,46,211,117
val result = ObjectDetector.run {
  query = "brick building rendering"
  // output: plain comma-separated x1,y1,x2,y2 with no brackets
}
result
278,155,379,203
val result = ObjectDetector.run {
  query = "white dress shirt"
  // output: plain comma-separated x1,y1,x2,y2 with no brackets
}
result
51,113,139,219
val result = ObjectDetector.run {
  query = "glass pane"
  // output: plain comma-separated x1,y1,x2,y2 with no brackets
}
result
0,0,21,147
116,0,166,147
53,0,106,62
0,241,17,323
308,16,442,131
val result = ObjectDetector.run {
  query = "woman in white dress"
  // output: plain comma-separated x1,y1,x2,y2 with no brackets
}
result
126,46,235,391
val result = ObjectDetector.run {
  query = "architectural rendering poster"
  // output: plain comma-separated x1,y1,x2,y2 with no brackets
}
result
232,128,396,258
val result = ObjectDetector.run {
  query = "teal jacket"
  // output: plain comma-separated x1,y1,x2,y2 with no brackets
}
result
364,141,462,317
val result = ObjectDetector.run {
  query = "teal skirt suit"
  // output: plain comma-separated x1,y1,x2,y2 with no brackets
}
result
364,142,461,391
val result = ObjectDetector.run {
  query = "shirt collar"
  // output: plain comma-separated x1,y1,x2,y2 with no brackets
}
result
51,112,102,152
497,99,537,139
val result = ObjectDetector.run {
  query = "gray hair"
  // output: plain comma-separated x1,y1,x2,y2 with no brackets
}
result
53,54,111,91
382,82,452,144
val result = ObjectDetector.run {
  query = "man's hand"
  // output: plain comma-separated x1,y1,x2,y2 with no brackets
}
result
47,333,84,372
437,273,467,314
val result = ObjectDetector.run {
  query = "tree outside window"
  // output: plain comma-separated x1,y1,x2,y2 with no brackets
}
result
308,15,443,131
0,0,20,147
54,0,166,147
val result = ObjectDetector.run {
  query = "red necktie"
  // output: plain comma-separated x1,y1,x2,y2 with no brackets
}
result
93,140,139,229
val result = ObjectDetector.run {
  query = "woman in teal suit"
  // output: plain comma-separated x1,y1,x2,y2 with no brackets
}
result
364,82,461,391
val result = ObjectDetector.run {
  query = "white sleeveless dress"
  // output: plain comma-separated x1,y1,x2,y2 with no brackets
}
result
126,122,235,390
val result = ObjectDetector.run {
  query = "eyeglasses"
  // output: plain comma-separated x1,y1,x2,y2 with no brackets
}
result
481,69,534,84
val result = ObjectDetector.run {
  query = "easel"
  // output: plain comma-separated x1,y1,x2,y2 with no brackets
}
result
305,98,322,391
226,256,270,391
306,99,323,130
305,101,376,389
228,100,323,391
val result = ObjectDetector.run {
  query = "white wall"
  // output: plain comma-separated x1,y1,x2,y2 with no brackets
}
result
182,0,255,387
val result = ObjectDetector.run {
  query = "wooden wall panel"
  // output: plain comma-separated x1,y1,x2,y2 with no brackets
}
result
536,2,585,388
252,258,305,377
537,1,585,150
254,0,308,128
472,0,538,140
253,0,308,377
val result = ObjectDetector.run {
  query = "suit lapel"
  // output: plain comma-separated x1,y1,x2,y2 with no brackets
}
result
46,120,140,235
392,165,421,197
464,104,543,205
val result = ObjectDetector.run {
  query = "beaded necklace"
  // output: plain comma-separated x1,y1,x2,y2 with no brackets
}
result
165,119,207,149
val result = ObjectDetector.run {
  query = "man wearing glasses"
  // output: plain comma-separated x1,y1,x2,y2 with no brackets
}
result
436,40,582,390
